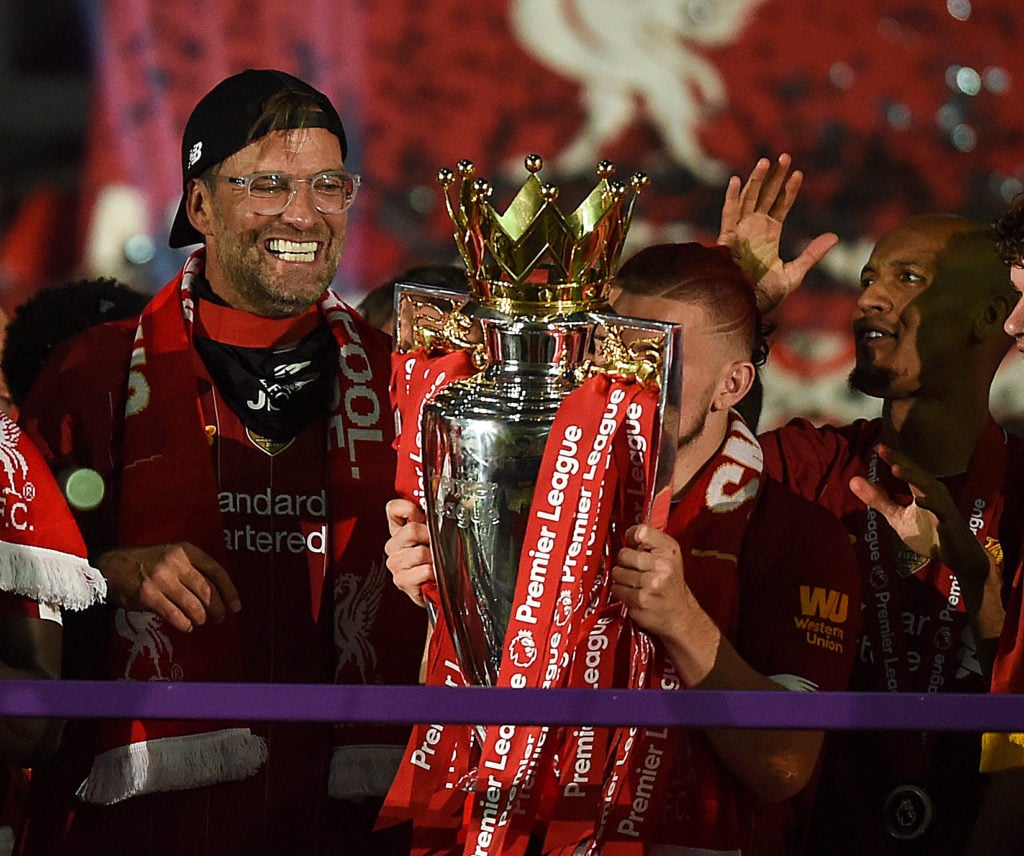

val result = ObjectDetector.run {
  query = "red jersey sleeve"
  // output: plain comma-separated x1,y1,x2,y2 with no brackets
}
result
0,590,44,619
759,417,881,521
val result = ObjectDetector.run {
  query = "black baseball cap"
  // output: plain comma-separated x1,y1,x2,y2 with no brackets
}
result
168,68,349,248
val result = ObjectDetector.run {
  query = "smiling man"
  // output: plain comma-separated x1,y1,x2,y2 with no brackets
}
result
749,211,1018,855
16,70,424,855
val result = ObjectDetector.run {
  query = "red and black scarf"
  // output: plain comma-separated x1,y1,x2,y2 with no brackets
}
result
76,251,402,805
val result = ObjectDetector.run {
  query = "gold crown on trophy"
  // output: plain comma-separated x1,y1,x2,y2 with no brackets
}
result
438,154,649,316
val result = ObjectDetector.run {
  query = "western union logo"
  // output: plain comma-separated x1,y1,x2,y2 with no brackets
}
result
799,586,848,623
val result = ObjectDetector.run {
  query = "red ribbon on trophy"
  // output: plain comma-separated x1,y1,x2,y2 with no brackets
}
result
391,347,479,507
383,354,671,854
461,375,647,855
380,346,478,849
541,377,672,855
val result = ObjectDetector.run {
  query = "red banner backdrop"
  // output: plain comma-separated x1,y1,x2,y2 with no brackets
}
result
29,0,1024,425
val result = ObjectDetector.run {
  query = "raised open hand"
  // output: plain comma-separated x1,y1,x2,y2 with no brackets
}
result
718,153,838,313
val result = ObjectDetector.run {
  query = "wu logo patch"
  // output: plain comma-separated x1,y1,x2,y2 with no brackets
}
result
800,586,849,623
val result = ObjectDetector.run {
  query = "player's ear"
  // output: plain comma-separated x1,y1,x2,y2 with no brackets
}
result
185,178,216,239
975,293,1013,340
712,360,755,412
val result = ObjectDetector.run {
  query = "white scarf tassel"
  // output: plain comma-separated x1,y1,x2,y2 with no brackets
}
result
76,727,268,805
0,543,106,610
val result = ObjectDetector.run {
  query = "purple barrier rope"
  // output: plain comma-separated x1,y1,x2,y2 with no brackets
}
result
1,681,1024,731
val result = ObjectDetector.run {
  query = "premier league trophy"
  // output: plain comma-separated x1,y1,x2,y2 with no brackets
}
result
393,155,681,691
385,155,683,854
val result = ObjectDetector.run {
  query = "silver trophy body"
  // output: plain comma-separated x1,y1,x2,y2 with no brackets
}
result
424,312,595,687
399,290,679,690
395,156,678,690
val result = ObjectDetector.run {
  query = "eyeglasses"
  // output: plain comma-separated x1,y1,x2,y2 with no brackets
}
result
212,171,361,216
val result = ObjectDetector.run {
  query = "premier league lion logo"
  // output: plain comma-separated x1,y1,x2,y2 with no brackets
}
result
509,628,539,669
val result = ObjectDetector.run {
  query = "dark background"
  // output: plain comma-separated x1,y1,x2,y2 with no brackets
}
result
0,0,89,225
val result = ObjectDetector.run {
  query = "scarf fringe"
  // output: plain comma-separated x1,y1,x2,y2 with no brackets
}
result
0,543,106,610
76,728,268,805
328,744,404,799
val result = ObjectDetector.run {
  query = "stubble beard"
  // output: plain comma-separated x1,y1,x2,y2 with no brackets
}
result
210,222,343,318
676,402,711,451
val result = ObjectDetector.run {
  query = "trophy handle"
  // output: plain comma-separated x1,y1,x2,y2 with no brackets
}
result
585,311,682,527
394,282,483,361
393,283,473,632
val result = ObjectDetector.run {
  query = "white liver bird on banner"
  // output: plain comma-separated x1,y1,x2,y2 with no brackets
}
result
509,0,767,182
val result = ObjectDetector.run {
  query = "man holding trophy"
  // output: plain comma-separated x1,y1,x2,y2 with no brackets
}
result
380,154,860,854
